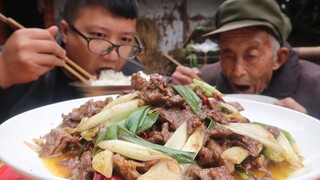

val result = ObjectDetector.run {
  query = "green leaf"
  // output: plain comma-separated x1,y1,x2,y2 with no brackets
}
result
125,106,150,133
105,125,118,140
171,85,202,115
93,127,107,156
136,111,159,134
93,125,119,156
206,116,217,130
117,126,195,164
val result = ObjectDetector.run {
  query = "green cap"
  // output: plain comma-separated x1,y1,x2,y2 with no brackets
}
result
204,0,292,45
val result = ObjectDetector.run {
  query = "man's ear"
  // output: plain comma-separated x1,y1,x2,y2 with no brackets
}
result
272,47,289,70
60,20,69,43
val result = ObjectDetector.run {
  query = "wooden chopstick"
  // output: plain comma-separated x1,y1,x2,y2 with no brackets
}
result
162,52,202,80
0,13,94,85
64,57,95,81
0,13,25,30
162,52,183,66
63,62,90,84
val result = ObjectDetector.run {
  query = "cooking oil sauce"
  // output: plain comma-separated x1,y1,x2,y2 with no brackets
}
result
235,161,295,180
266,162,295,179
41,153,77,178
43,154,296,179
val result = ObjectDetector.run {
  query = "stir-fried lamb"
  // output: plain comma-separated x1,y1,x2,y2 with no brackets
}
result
37,73,302,180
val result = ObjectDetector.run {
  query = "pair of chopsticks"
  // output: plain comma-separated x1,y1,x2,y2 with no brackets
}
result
0,13,94,85
162,52,201,79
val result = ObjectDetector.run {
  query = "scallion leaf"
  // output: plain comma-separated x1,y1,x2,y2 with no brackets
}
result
235,165,254,179
206,116,217,130
191,79,223,96
93,127,107,156
117,125,195,164
253,121,296,143
136,111,159,134
171,85,202,115
125,106,150,133
105,125,118,140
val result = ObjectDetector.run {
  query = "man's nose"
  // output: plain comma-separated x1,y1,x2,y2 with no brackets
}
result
232,60,246,77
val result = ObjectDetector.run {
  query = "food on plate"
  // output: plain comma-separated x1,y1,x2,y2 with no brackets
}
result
31,73,303,179
89,70,149,86
90,70,131,86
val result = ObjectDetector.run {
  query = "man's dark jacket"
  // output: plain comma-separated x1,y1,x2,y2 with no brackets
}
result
201,45,320,119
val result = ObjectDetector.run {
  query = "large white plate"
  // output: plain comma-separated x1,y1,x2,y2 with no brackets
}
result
225,94,278,104
0,96,320,180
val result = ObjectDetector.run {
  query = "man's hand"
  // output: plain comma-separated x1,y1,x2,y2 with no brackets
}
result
171,66,201,85
0,26,66,88
274,97,307,114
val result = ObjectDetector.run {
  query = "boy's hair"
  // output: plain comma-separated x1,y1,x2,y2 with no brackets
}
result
63,0,139,24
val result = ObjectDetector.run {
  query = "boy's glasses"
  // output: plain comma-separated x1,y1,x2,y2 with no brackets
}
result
70,25,143,59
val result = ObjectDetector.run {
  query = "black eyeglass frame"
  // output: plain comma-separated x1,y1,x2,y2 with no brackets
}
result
69,24,143,59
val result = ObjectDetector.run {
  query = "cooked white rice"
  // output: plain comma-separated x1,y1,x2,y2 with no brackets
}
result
90,70,131,86
90,70,151,86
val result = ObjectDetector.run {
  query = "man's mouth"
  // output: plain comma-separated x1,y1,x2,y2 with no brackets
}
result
234,84,251,93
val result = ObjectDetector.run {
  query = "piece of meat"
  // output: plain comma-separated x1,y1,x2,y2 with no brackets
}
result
160,108,198,130
39,128,78,158
70,151,94,180
197,139,225,167
185,166,234,180
147,122,172,144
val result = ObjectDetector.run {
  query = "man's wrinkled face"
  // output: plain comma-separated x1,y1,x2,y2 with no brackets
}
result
61,5,137,77
219,27,277,94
